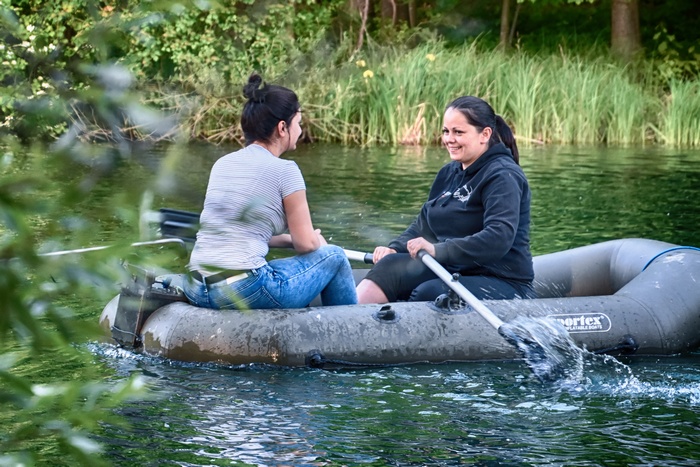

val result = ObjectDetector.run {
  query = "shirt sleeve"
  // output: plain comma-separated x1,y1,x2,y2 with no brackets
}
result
280,161,306,198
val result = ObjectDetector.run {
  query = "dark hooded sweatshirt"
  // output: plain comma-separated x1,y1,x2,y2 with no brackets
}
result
388,142,534,284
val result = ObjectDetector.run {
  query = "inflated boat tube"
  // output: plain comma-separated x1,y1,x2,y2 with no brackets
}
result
99,239,700,366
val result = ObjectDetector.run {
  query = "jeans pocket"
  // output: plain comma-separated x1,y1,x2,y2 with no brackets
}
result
183,280,209,308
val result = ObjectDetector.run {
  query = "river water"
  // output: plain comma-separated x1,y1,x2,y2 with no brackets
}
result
30,142,700,464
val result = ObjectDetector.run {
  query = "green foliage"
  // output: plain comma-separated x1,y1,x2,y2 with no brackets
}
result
115,0,344,142
0,138,152,464
120,0,340,83
0,0,126,140
0,1,188,464
518,0,596,5
1,351,147,466
2,0,342,142
3,0,700,146
649,23,700,83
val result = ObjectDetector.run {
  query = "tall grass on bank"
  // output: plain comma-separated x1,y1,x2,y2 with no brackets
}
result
659,80,700,146
155,40,699,147
305,44,659,146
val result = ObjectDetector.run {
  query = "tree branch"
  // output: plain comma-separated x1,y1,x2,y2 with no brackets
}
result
354,0,370,56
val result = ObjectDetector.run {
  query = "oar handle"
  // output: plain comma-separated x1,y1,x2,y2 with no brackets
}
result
343,249,374,264
418,250,504,330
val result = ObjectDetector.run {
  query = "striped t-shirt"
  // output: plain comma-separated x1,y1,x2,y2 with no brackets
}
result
188,144,306,274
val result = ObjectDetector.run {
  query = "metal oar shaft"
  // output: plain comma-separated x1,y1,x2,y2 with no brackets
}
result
40,238,188,257
419,251,504,330
342,249,374,264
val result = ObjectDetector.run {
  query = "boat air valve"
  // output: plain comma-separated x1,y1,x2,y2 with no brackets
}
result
375,305,397,322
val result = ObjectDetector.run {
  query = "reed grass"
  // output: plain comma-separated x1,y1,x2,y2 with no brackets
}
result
164,39,699,147
659,80,700,146
604,69,653,145
302,42,683,147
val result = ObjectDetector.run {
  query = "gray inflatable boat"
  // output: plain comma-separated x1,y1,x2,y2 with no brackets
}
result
99,238,700,367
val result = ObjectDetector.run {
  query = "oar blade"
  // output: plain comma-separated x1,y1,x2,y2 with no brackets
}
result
499,317,584,384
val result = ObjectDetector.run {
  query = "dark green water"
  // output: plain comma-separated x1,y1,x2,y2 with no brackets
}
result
19,143,700,465
153,143,700,256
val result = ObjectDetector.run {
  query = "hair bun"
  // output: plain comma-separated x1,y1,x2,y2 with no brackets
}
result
243,73,265,103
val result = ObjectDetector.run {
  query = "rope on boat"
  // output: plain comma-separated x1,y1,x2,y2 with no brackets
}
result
642,246,700,271
306,351,398,369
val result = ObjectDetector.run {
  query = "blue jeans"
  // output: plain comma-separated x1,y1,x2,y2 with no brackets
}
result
183,245,358,310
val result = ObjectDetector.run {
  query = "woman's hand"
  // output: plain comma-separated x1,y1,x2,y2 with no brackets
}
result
372,246,397,263
407,237,436,259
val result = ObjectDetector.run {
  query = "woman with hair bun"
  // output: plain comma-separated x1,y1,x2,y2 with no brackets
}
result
357,96,535,304
184,73,357,310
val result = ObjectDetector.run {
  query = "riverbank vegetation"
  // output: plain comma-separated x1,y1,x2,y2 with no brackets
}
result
2,0,699,147
280,42,699,147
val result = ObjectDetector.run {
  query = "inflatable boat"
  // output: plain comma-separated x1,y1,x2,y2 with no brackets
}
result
99,238,700,367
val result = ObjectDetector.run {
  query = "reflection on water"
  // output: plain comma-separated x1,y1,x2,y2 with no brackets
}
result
33,142,700,465
42,141,700,257
149,143,700,256
521,146,700,253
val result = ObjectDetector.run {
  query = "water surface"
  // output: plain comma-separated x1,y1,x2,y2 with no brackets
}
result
24,143,700,465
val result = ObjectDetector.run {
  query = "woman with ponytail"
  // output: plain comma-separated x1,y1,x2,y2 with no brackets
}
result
357,96,535,303
184,73,357,310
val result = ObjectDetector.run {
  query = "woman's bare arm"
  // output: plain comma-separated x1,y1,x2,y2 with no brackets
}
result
283,190,324,253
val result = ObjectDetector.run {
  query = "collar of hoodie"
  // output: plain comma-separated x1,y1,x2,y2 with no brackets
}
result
433,143,511,207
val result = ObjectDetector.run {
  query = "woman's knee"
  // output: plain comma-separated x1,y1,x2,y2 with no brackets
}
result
320,245,348,262
409,279,447,302
309,245,347,269
357,278,389,304
324,245,353,271
321,244,345,256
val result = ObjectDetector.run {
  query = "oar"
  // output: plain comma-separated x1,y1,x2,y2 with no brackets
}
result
341,249,374,264
39,238,188,257
417,250,504,329
417,250,579,382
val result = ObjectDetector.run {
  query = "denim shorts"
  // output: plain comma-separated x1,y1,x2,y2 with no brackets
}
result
365,252,535,302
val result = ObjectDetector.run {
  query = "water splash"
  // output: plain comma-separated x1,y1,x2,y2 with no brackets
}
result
498,316,586,384
497,316,646,394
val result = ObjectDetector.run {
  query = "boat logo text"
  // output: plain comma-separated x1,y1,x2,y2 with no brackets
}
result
547,312,612,333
